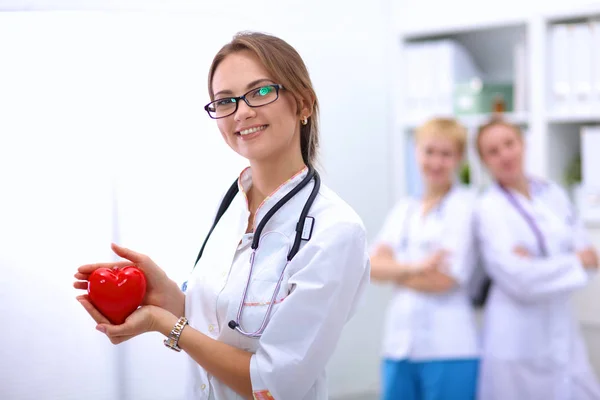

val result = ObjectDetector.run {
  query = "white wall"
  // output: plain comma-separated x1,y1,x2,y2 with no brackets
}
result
0,3,393,399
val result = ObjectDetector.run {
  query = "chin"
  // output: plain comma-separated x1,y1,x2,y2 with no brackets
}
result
426,176,450,186
500,172,520,184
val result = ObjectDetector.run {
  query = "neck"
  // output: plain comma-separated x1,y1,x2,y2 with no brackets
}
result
420,182,452,216
423,182,452,202
500,175,530,199
248,152,306,212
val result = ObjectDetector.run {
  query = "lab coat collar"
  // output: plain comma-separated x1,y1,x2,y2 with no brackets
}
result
413,183,458,216
494,176,549,200
237,165,310,232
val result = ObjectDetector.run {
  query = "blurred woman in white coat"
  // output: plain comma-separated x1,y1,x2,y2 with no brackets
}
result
73,32,370,400
371,118,480,400
474,118,600,400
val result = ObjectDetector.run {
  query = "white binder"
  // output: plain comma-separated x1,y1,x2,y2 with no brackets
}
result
592,20,600,113
403,40,480,124
579,126,600,224
549,24,572,115
570,23,594,115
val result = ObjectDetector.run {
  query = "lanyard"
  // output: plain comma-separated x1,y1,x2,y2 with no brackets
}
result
498,184,549,257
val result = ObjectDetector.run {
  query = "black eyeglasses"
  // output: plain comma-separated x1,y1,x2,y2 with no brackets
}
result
204,84,284,119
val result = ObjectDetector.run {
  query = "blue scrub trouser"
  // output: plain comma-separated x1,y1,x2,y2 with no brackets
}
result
381,358,479,400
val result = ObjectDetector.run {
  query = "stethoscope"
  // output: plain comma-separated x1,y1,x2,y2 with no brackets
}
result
188,166,321,338
229,167,320,338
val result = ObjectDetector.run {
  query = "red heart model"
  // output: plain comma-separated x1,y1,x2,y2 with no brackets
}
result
88,266,147,325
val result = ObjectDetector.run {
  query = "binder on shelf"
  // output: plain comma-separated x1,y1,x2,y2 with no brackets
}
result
513,36,528,113
579,126,600,224
403,40,481,124
549,24,572,116
570,22,593,115
592,20,600,113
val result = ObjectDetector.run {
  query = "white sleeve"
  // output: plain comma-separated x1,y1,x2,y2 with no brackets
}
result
370,201,407,252
437,194,477,285
550,182,593,250
249,222,370,400
475,198,588,303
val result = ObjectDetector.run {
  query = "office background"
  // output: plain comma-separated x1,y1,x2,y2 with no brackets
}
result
1,1,599,399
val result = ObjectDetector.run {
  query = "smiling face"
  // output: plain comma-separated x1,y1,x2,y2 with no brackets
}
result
416,134,462,188
477,123,525,185
210,50,307,165
414,118,466,190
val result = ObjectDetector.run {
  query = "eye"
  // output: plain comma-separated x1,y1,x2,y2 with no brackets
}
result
216,98,236,107
253,86,274,97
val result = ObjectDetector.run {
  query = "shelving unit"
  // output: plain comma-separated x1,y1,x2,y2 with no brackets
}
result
391,5,600,222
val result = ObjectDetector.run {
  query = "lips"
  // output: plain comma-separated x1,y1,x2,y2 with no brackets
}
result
236,124,268,136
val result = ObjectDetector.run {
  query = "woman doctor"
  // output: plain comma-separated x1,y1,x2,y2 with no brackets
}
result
370,117,480,400
474,118,600,400
73,32,370,400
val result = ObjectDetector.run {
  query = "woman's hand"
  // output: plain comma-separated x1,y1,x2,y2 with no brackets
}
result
577,247,599,269
77,294,176,344
513,245,531,258
73,243,185,317
414,249,449,273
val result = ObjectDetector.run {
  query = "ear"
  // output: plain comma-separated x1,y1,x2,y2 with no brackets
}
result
297,90,315,119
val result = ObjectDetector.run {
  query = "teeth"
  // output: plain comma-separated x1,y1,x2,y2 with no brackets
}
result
239,125,266,136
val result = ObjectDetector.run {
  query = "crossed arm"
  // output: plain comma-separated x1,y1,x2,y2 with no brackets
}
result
370,244,456,293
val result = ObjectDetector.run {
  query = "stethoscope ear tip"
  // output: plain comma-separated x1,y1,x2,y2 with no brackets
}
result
228,320,238,330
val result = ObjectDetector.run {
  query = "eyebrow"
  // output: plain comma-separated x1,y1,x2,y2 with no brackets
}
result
214,78,275,98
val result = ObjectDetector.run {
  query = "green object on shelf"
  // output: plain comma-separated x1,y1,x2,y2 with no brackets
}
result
459,162,470,185
454,79,514,115
565,154,582,187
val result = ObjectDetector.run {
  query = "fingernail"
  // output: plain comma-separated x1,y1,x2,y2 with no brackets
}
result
96,325,106,333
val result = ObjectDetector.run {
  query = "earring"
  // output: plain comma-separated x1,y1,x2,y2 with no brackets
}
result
301,117,308,126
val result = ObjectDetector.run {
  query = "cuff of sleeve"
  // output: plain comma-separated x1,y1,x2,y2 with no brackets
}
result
447,267,467,286
583,265,598,281
250,354,273,400
446,257,471,286
571,254,591,284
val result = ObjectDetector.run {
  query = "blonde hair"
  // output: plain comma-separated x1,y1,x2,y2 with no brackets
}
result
415,117,467,155
475,116,523,158
207,31,319,167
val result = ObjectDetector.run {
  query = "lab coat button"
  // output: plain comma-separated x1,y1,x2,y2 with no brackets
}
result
201,383,206,390
208,324,215,332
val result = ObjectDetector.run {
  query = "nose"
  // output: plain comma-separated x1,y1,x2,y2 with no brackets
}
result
429,154,444,170
497,147,511,162
234,100,256,122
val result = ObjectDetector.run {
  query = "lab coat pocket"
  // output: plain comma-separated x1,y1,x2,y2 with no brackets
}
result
240,278,290,334
244,278,289,307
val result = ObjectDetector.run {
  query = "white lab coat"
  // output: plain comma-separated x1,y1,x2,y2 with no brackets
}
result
475,179,600,400
374,185,480,361
183,166,370,400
